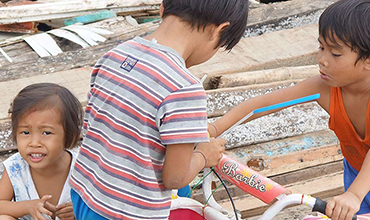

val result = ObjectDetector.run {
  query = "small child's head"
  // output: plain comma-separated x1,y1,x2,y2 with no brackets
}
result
319,0,370,64
161,0,249,51
10,83,83,149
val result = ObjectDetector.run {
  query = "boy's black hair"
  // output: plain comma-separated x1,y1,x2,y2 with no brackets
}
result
9,83,83,149
319,0,370,63
162,0,249,51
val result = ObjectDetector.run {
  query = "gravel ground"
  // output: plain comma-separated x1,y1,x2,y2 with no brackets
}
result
245,198,332,220
247,205,314,220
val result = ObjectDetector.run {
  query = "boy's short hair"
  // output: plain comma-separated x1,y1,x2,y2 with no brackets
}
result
162,0,249,50
319,0,370,63
10,83,83,149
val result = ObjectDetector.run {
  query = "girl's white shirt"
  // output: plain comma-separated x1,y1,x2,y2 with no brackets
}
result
3,150,77,220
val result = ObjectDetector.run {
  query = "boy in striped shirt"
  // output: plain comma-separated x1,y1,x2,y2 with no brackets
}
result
69,0,249,219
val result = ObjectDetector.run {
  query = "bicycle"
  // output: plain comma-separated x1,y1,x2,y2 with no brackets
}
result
169,94,362,220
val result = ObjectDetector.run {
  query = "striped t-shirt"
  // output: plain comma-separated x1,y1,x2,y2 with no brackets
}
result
69,37,209,220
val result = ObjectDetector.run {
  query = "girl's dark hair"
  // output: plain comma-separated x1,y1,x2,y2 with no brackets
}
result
319,0,370,63
162,0,249,51
9,83,83,149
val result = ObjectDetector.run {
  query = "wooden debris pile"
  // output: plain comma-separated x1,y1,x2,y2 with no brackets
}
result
0,0,161,73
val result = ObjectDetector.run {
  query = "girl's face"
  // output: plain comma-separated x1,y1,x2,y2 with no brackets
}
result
317,34,369,88
16,108,67,171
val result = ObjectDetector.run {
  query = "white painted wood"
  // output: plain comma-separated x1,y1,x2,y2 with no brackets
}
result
125,15,139,26
0,47,12,63
0,0,161,24
35,33,64,56
70,24,114,36
64,26,104,46
24,36,51,57
49,29,90,48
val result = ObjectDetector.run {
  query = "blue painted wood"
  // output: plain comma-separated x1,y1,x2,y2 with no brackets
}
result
64,10,117,26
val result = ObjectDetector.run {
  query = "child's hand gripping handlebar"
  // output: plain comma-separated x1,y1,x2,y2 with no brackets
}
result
260,194,357,220
311,198,357,220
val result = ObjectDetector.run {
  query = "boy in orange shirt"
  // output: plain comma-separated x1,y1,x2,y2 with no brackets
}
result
209,1,370,220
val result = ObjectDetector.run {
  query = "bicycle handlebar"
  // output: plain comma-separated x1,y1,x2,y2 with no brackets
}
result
259,194,357,220
313,198,357,220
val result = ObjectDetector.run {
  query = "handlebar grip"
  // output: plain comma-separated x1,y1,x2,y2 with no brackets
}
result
312,197,357,220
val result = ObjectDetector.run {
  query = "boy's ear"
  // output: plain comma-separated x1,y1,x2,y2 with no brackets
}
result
365,58,370,71
159,3,164,18
210,22,230,41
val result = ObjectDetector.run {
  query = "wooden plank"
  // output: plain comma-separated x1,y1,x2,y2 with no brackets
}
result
265,144,342,176
0,0,161,24
0,35,30,47
233,143,343,177
190,24,319,89
211,65,319,89
0,6,159,25
206,83,331,149
227,134,340,167
0,22,38,34
206,79,303,117
63,10,117,26
0,147,17,154
246,0,337,26
0,47,12,62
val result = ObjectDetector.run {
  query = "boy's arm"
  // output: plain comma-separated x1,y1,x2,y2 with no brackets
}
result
347,153,370,200
210,75,330,137
347,150,370,204
325,150,370,220
0,169,54,219
162,138,225,189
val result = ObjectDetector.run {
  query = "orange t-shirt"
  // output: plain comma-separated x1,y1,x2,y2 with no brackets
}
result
329,87,370,171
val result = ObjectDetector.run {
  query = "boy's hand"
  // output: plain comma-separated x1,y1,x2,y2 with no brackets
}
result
56,202,75,220
196,137,226,167
27,195,56,220
326,191,360,220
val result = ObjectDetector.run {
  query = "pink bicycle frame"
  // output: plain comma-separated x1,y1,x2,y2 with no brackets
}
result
214,154,290,204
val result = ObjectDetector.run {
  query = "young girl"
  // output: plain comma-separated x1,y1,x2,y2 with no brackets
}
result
0,83,83,220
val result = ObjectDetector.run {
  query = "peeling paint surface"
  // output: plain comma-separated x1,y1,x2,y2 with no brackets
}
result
207,82,297,116
206,82,331,150
245,10,323,37
210,102,330,150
